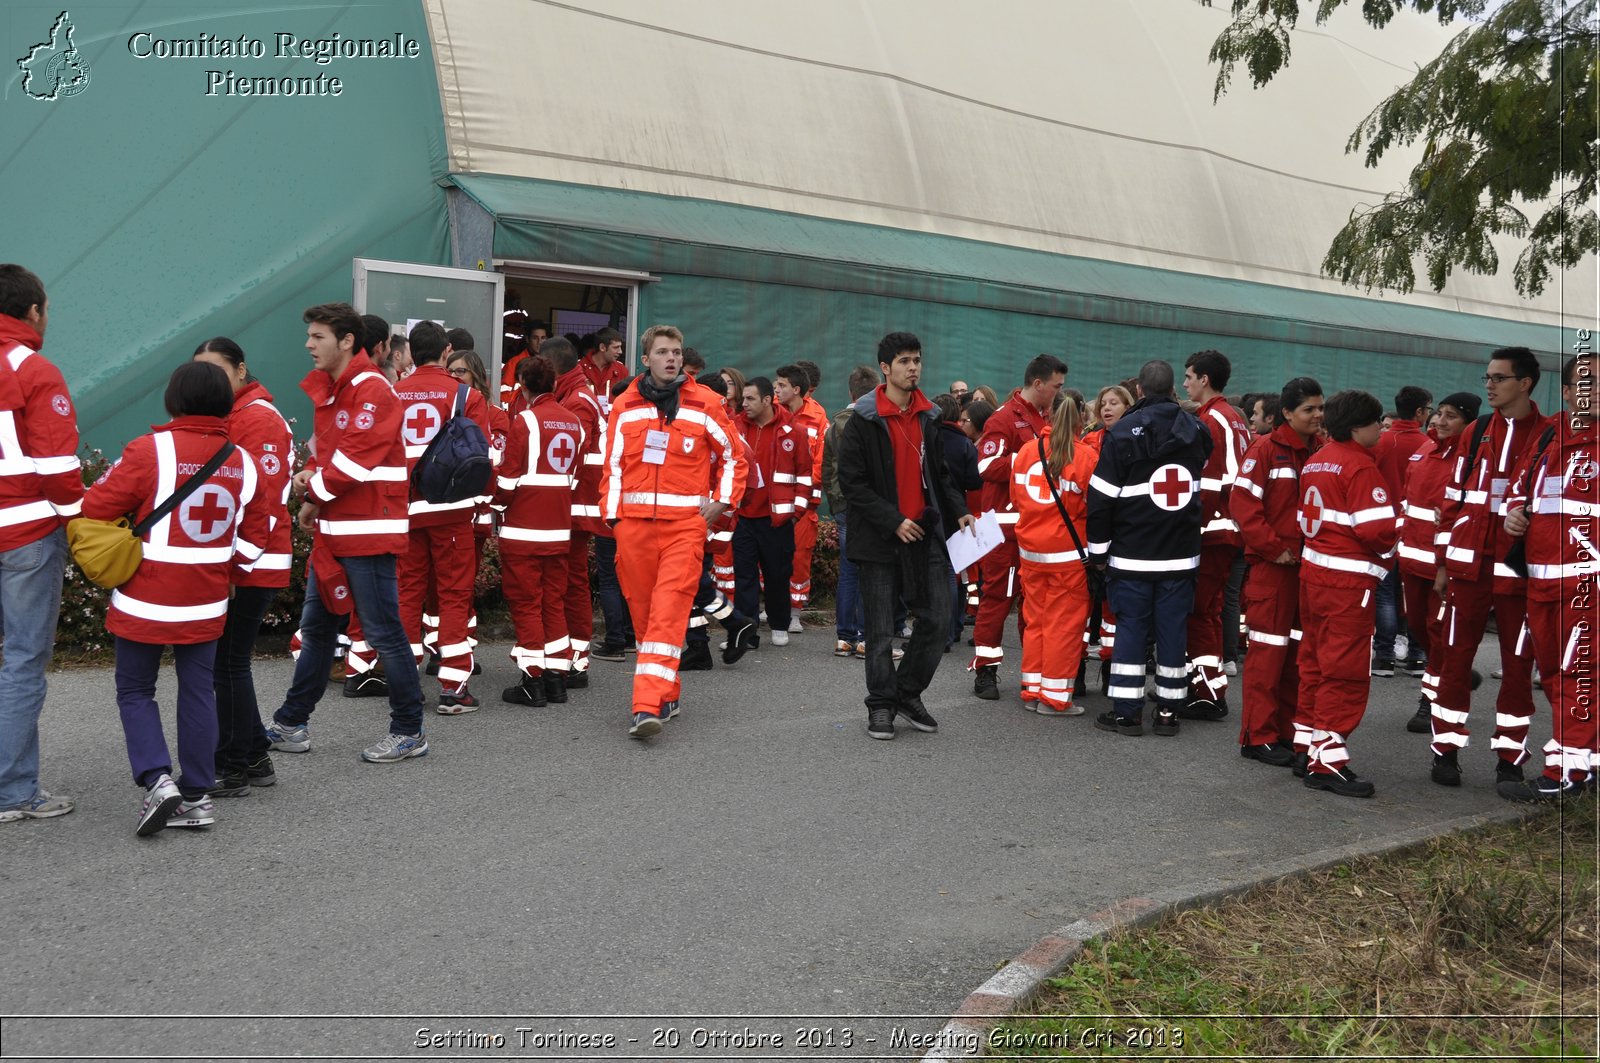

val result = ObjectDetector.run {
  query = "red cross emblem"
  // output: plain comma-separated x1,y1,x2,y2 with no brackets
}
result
1299,484,1325,538
1022,464,1055,505
179,486,236,543
1148,464,1194,511
403,403,440,446
546,432,576,473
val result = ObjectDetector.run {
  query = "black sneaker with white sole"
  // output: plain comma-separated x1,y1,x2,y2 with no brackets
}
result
343,672,388,698
897,699,938,733
867,707,896,740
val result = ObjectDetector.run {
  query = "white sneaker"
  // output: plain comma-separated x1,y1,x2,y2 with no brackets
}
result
771,630,790,647
166,798,218,829
788,616,803,634
834,639,853,657
1223,660,1238,677
136,774,182,837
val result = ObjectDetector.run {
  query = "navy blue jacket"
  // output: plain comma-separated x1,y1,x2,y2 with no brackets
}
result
1086,395,1212,581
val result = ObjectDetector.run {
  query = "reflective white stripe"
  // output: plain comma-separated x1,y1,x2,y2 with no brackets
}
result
1199,476,1226,491
1248,631,1290,646
772,503,795,514
1302,546,1385,579
317,517,409,535
1109,553,1199,571
1402,504,1438,521
1350,506,1395,525
1492,562,1520,579
142,542,234,564
1019,547,1085,564
54,499,82,517
1156,664,1188,678
1088,540,1110,553
635,662,678,683
621,491,704,508
572,504,602,518
439,641,474,657
976,454,1006,475
1397,543,1435,564
1459,488,1488,504
438,666,472,684
582,452,605,465
638,641,682,659
1110,663,1144,676
1562,624,1583,672
1156,683,1188,698
1432,705,1470,724
500,526,570,542
994,511,1020,525
330,448,407,484
252,551,292,571
1235,478,1264,499
1495,712,1532,729
1089,474,1121,497
772,472,797,483
31,454,81,476
1445,547,1476,563
0,499,58,527
410,498,476,515
1269,467,1296,480
110,590,228,622
973,646,1004,660
1201,518,1239,534
511,472,570,488
1531,497,1595,516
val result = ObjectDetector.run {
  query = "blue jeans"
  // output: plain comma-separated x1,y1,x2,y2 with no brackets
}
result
0,527,66,809
275,556,424,736
835,519,863,643
594,534,634,649
1373,563,1400,659
1106,574,1195,721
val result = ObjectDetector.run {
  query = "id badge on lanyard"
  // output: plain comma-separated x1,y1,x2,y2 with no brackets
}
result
643,428,670,466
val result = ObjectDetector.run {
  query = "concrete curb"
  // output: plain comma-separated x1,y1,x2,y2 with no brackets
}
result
919,806,1530,1062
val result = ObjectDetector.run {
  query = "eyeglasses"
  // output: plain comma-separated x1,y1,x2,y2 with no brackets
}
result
1482,373,1523,385
448,367,471,378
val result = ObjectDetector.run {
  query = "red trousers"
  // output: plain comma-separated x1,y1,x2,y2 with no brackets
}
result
1019,563,1090,711
972,538,1022,668
1527,595,1599,783
1298,580,1376,775
563,532,594,674
504,551,571,677
1186,543,1234,705
789,510,817,609
399,522,476,690
710,532,735,596
424,534,487,658
1429,576,1534,764
1238,562,1302,748
1400,570,1443,703
615,516,704,716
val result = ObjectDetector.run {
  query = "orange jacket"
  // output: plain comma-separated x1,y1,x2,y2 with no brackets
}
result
603,377,745,522
1008,428,1097,568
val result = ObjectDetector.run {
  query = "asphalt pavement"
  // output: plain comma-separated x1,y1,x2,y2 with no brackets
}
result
1,619,1526,1061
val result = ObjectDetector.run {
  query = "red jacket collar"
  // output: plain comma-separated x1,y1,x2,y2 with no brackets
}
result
150,415,229,436
1270,423,1311,454
554,365,591,402
301,351,378,406
876,385,934,419
233,380,275,412
0,314,45,412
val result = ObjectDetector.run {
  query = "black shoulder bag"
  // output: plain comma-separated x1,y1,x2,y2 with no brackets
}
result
1037,436,1105,604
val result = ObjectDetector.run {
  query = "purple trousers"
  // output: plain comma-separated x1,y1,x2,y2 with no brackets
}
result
115,637,218,799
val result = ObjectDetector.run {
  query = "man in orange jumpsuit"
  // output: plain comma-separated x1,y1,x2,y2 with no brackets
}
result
604,326,745,739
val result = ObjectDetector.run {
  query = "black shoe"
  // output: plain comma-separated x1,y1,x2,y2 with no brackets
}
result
342,672,388,698
1152,711,1180,737
1304,767,1376,798
1406,697,1432,734
973,665,1000,701
628,711,662,739
424,651,440,676
472,659,482,676
897,698,939,733
1094,710,1142,736
1241,743,1295,767
722,621,760,665
1495,759,1524,784
867,707,896,740
209,769,250,798
1075,657,1087,696
1431,751,1462,787
1176,698,1228,721
591,644,627,662
244,754,275,788
1292,752,1309,777
1469,668,1483,691
502,677,546,707
1498,775,1585,802
543,673,568,705
1370,657,1395,677
564,670,589,690
1402,656,1428,677
681,641,714,671
661,699,681,722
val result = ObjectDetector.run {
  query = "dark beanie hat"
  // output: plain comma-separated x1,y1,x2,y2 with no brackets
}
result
1439,391,1481,421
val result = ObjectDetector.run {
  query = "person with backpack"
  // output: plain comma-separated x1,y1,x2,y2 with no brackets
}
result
266,302,427,764
1428,347,1549,789
393,321,491,712
82,361,272,833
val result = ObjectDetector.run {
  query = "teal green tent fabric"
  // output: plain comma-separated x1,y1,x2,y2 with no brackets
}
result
3,1,449,452
454,173,1565,412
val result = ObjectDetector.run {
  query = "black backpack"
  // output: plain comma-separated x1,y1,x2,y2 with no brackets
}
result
411,384,492,504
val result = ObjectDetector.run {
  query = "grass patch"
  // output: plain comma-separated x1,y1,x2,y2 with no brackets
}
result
993,806,1598,1059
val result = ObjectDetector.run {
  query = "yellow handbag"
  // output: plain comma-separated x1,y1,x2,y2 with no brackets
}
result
67,442,236,590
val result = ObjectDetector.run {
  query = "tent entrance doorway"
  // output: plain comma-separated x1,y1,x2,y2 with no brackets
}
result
496,261,652,375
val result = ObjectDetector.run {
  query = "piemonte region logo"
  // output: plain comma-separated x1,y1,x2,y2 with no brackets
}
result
17,11,92,101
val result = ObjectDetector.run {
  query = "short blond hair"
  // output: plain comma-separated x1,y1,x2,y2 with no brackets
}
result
640,324,684,353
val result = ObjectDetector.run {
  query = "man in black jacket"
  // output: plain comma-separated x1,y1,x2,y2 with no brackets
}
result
839,333,975,740
1087,360,1212,738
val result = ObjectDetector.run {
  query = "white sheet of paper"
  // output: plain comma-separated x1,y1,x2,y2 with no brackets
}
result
946,509,1004,573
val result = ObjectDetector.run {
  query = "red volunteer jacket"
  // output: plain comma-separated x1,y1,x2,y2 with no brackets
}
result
603,378,745,522
554,364,607,535
1439,405,1547,590
227,382,294,588
301,352,409,557
393,364,492,529
0,315,82,550
580,354,628,416
1195,394,1250,546
975,390,1050,537
1230,424,1312,565
494,393,582,556
474,401,511,536
793,395,828,513
1297,439,1400,590
1373,418,1429,499
735,405,812,524
1396,430,1459,579
1506,414,1598,603
1009,428,1098,568
82,417,271,644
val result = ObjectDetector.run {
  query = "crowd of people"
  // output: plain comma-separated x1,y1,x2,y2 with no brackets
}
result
0,260,1593,836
